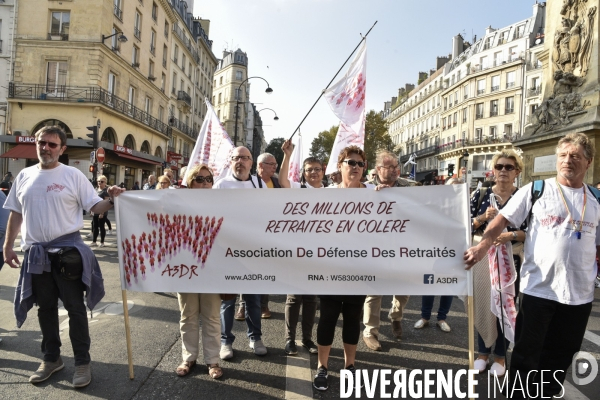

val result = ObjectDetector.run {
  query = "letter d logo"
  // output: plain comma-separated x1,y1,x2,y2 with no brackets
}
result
572,351,598,386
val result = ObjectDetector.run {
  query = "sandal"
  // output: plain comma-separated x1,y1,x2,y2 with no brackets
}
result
208,363,223,379
176,360,196,377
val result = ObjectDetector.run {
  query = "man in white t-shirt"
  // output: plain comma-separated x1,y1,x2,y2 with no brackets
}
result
464,132,600,398
214,147,268,360
3,126,125,388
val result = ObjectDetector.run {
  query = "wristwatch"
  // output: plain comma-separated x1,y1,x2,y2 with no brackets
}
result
512,231,517,240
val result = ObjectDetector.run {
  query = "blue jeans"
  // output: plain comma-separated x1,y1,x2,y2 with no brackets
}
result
477,318,508,357
31,252,90,365
421,296,453,320
221,294,262,344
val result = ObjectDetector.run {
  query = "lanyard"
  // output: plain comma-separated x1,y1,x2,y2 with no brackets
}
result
555,178,587,239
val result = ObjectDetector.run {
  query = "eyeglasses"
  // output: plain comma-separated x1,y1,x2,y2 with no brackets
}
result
378,164,399,171
305,168,323,173
98,181,107,184
160,181,170,185
194,176,213,184
37,140,61,149
343,159,366,168
232,156,251,162
494,164,517,171
262,162,277,167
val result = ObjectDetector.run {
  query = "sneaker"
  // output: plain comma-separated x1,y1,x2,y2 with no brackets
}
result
301,339,318,354
474,358,488,372
285,340,298,355
595,276,600,288
414,318,429,329
73,363,91,388
29,357,64,383
99,243,105,248
345,364,363,389
85,233,92,239
489,361,506,377
220,344,233,360
436,320,451,332
250,339,267,356
107,230,113,236
89,242,98,247
313,366,328,391
234,304,245,321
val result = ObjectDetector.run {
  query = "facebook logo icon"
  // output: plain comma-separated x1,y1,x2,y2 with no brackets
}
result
423,274,434,284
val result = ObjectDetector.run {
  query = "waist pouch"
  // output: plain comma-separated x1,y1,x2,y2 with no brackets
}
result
50,247,83,281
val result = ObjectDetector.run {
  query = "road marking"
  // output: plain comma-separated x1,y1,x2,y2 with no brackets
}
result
563,380,590,400
285,340,313,400
583,330,600,347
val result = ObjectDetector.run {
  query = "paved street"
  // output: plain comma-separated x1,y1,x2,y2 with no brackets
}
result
0,211,599,399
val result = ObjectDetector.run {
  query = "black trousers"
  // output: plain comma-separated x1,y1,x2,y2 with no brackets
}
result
317,295,365,346
285,295,317,342
508,293,592,397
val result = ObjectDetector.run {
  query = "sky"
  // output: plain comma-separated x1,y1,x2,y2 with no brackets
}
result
193,0,536,156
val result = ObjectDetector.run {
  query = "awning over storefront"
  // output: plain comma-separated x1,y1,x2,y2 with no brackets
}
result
116,153,162,165
0,144,37,159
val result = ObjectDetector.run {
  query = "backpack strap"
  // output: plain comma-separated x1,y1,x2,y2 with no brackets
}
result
586,185,600,204
528,180,545,224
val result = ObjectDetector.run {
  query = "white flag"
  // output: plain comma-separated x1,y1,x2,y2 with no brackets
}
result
182,99,234,186
288,135,303,183
324,41,367,174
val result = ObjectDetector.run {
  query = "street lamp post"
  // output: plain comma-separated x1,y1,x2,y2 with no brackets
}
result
462,149,470,188
102,31,128,44
234,77,273,147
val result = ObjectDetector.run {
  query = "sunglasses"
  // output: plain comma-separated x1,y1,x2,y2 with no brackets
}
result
37,140,61,149
98,181,107,184
494,164,516,171
343,159,366,168
194,176,213,184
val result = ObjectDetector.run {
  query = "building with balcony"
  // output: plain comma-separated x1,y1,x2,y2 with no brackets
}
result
0,0,217,186
0,0,16,138
212,48,249,147
437,3,545,186
521,37,545,136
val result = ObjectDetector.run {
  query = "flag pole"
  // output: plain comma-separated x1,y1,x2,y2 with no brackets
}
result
288,21,378,140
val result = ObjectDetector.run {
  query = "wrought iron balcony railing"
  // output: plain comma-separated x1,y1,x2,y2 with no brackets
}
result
177,90,191,107
169,116,196,139
8,82,171,137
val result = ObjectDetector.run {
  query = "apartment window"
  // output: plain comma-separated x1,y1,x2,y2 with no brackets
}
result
108,72,116,96
149,60,155,79
454,92,458,103
110,27,119,51
475,103,484,119
505,96,515,114
442,117,447,129
475,128,483,143
462,108,467,123
174,45,179,64
235,88,242,101
509,46,518,61
483,37,492,50
50,11,70,39
490,100,498,117
236,70,243,80
164,21,169,38
188,63,192,78
162,45,167,67
114,0,123,20
180,79,184,91
494,51,502,66
46,61,67,93
152,2,158,22
145,97,152,115
132,46,139,67
463,85,468,99
499,31,508,44
504,124,513,137
134,11,142,39
480,56,488,69
128,86,136,108
506,71,516,88
160,73,166,92
490,126,497,139
477,79,485,95
491,75,500,92
158,106,164,122
515,25,525,39
172,72,177,94
453,112,457,126
150,30,156,54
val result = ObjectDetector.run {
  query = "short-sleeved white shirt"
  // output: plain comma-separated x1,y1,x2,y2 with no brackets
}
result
289,181,322,189
3,164,102,249
500,178,600,305
213,175,267,189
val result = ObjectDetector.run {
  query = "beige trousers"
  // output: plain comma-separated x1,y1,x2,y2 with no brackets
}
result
363,295,410,338
177,293,221,364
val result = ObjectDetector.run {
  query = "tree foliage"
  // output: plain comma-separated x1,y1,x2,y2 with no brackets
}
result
309,110,392,172
265,137,285,172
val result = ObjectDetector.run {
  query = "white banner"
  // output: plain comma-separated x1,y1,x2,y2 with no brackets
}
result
288,134,303,184
182,98,234,185
115,185,470,295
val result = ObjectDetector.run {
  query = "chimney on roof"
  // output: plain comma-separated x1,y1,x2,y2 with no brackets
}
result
452,34,464,59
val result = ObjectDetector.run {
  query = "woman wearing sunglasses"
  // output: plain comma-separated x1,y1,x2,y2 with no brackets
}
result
156,176,171,190
90,175,109,248
313,146,374,392
470,149,527,377
175,164,223,379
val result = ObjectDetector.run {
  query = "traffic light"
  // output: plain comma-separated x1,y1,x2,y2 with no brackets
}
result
447,163,455,177
89,165,96,173
86,126,98,149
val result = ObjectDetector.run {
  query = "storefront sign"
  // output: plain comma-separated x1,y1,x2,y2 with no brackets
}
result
167,151,183,162
116,185,470,295
114,145,133,155
17,136,36,144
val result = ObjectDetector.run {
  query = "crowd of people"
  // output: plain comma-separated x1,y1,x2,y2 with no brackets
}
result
1,126,599,398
